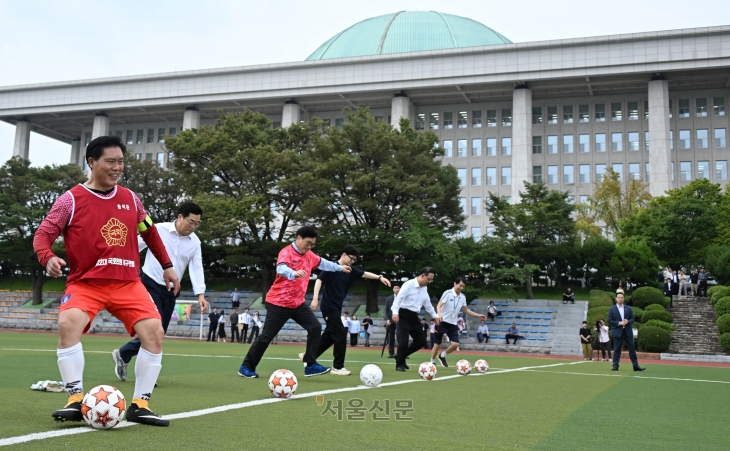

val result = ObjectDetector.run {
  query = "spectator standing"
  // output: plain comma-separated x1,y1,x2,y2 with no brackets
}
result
563,288,575,304
477,320,490,343
690,270,699,296
229,308,240,343
595,319,611,361
231,288,240,310
657,268,665,283
239,308,251,343
421,318,429,349
616,281,624,296
678,270,688,296
429,319,436,348
487,301,498,321
698,269,708,296
384,286,400,359
348,315,360,346
663,278,675,308
217,310,227,342
207,308,219,342
505,323,522,345
671,271,680,295
580,321,592,361
249,311,262,343
361,314,374,347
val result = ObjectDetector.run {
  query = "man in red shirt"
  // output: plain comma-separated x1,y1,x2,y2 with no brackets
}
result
34,136,180,427
238,226,351,378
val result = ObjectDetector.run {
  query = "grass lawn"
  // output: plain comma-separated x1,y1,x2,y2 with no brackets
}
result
1,331,727,450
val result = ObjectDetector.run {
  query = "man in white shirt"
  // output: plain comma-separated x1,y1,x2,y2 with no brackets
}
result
477,320,490,343
392,267,440,372
239,308,252,344
231,288,240,310
113,202,209,381
607,292,645,372
430,277,486,367
341,312,350,329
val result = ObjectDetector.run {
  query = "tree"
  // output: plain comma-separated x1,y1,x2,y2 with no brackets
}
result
584,167,651,236
704,245,730,285
576,238,615,288
609,239,661,286
486,181,576,299
121,157,187,222
0,157,85,304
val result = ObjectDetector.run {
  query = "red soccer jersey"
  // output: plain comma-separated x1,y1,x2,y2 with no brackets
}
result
266,244,322,308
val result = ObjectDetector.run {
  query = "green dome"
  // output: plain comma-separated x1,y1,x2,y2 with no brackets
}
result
306,11,511,61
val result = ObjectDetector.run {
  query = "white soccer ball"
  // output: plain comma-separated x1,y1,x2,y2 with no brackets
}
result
418,362,437,380
268,369,298,399
81,385,126,429
474,359,489,374
455,359,472,376
360,364,383,387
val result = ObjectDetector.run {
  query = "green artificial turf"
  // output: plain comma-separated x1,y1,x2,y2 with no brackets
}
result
1,331,728,451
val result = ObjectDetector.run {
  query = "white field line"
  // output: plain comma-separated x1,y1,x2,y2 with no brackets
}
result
521,369,730,384
0,361,583,447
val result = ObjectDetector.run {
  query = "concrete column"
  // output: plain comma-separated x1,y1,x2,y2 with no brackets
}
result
511,85,532,203
391,93,411,130
183,107,200,130
12,120,31,160
648,78,671,197
92,113,109,139
281,101,300,128
69,138,81,167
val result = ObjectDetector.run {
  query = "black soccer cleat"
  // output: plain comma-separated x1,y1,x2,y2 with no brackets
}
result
395,364,408,372
126,403,169,427
438,354,448,368
52,400,83,422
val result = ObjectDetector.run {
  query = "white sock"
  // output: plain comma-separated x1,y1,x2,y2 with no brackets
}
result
133,348,162,401
430,358,435,363
440,351,447,358
57,342,84,397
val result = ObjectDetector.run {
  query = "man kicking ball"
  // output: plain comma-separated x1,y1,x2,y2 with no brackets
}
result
238,226,351,378
430,276,486,368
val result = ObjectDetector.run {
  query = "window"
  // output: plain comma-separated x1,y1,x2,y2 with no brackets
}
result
532,136,542,154
486,167,497,185
611,133,623,151
416,114,425,130
158,128,165,143
697,129,709,148
115,130,123,138
486,227,496,237
671,162,675,181
533,166,543,183
579,104,589,122
669,100,673,118
272,121,282,129
502,109,512,126
147,128,154,144
678,99,690,118
486,138,496,156
596,164,606,182
157,152,166,167
612,163,623,181
595,104,606,122
547,135,558,154
487,110,497,127
680,161,691,181
563,105,573,123
459,198,467,215
84,132,92,146
716,128,727,148
472,110,482,127
501,167,511,185
579,134,589,153
323,119,331,126
714,97,725,116
501,137,512,156
335,118,345,127
628,102,639,120
716,161,728,180
442,112,453,129
629,163,640,180
697,161,710,179
136,129,144,145
374,116,383,122
563,165,574,184
547,106,558,124
471,197,481,215
443,140,453,157
125,130,134,145
595,133,606,152
472,139,482,156
645,162,650,182
457,111,468,128
429,113,439,130
168,127,176,136
611,103,622,121
679,130,690,149
532,107,542,124
579,195,589,205
547,165,558,184
645,131,650,151
644,100,649,119
628,132,639,151
134,153,141,160
670,130,674,149
471,227,482,241
471,168,481,186
563,135,574,153
145,152,153,160
696,98,708,117
457,139,467,157
457,169,466,186
579,164,590,183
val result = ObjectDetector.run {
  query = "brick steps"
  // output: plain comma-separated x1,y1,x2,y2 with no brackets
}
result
667,296,726,355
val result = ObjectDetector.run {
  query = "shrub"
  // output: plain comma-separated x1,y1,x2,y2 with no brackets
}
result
714,297,730,318
711,287,730,306
588,290,614,308
716,314,730,335
632,321,642,330
644,304,666,312
587,306,610,328
706,285,724,298
720,333,730,350
630,287,669,309
632,306,644,322
644,319,675,332
638,326,672,352
641,310,674,324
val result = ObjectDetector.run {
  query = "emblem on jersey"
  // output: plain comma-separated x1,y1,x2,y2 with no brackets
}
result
61,294,71,304
100,218,128,247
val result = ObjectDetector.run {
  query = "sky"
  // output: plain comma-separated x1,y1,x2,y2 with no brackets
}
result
1,0,729,166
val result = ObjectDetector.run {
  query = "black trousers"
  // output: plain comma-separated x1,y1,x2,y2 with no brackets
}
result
598,341,612,359
350,333,359,346
230,325,240,343
612,328,639,367
395,309,425,366
505,333,521,344
207,323,218,341
248,325,259,343
242,302,322,371
240,324,249,343
316,309,347,369
386,322,396,355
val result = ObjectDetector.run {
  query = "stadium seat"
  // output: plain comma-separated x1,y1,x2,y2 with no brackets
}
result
530,330,538,334
517,310,525,313
532,323,541,327
535,310,543,313
545,310,553,314
542,324,550,327
528,337,537,341
526,310,534,313
508,309,516,313
543,317,552,320
505,316,514,319
540,330,549,334
524,316,532,319
501,302,509,306
538,338,547,341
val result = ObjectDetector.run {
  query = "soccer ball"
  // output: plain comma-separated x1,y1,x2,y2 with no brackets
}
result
474,359,489,374
268,369,298,399
81,385,126,429
418,362,437,380
455,359,472,376
360,364,383,387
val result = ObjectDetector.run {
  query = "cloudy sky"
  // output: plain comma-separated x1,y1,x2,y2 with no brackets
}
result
1,0,728,166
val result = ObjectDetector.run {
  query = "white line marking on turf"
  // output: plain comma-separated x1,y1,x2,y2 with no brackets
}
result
521,369,730,384
0,360,583,447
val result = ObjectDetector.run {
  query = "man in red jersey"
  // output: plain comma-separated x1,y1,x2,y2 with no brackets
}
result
34,135,180,427
238,226,351,378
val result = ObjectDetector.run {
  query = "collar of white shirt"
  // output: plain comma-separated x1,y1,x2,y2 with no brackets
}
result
165,221,193,239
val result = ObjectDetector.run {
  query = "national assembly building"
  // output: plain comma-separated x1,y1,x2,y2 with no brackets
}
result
1,11,729,238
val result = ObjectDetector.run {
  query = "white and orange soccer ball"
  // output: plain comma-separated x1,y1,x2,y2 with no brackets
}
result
81,385,126,429
418,362,437,380
455,359,472,376
268,369,298,398
474,359,489,374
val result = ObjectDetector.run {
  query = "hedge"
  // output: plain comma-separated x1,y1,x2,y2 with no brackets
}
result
638,326,672,352
714,297,730,318
587,306,610,328
711,287,730,306
632,321,642,330
706,285,725,298
630,287,669,309
641,310,674,324
644,304,666,312
588,290,614,308
717,314,730,335
632,306,644,322
720,333,730,350
644,319,675,332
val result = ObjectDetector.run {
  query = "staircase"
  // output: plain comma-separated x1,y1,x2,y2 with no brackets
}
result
668,296,726,355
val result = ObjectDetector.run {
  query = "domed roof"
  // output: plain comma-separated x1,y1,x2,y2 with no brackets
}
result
306,11,511,61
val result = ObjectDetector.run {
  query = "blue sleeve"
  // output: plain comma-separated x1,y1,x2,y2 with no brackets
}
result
317,258,343,273
276,263,296,280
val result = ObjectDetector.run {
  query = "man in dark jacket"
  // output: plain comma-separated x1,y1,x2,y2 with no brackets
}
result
207,308,219,342
384,285,400,358
229,307,239,343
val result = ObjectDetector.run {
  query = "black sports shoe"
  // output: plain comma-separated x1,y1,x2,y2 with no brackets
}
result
438,354,448,368
52,401,83,422
395,364,408,372
387,354,395,359
611,366,619,371
126,403,169,427
633,366,646,372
